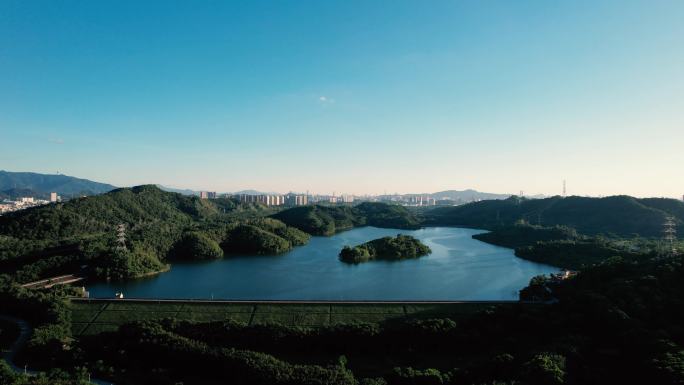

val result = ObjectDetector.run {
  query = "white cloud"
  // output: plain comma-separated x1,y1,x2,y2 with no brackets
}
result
318,96,335,104
48,138,64,144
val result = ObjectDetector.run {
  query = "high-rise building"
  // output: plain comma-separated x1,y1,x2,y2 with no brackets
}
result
285,194,308,206
50,192,58,202
200,191,216,199
237,194,285,206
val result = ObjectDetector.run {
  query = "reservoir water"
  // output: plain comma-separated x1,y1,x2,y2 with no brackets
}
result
87,227,559,300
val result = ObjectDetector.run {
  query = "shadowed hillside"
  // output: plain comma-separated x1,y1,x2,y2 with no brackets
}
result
271,202,421,236
425,195,684,237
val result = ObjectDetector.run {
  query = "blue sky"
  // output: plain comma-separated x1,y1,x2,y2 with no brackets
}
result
1,1,683,197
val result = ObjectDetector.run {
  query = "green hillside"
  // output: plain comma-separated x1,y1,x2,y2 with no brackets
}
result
425,195,684,237
271,202,421,236
0,185,307,281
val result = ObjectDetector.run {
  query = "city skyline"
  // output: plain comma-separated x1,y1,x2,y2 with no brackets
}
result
2,1,683,198
3,168,679,200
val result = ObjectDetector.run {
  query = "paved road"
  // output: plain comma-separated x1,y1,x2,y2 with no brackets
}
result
0,315,114,385
21,274,84,289
0,315,32,374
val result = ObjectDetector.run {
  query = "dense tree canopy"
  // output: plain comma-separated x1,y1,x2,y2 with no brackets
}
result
424,195,684,237
472,223,654,270
272,203,421,236
0,185,307,280
169,231,224,260
339,234,431,263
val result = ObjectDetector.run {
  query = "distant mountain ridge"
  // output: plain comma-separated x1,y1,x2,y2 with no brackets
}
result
157,186,281,196
429,189,512,201
157,185,200,196
232,189,281,196
0,170,116,198
384,189,518,204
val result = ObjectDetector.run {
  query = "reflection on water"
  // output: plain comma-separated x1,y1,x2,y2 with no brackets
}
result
87,227,559,300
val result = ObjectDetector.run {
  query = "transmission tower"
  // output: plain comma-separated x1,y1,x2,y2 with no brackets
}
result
663,216,677,256
562,180,566,197
115,224,128,252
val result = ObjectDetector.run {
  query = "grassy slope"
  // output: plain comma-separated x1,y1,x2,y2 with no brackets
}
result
69,300,511,336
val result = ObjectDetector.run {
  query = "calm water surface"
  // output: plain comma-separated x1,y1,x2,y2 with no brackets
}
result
87,227,559,300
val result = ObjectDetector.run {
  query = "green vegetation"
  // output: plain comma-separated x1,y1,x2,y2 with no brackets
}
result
6,187,680,281
0,185,307,281
67,252,684,384
425,195,684,237
3,249,684,384
272,205,359,235
222,222,307,255
69,300,497,335
64,301,506,384
0,361,94,385
96,248,169,280
4,190,684,384
515,239,645,270
169,231,224,260
339,234,432,263
472,223,653,270
272,202,421,236
0,275,77,371
472,223,580,249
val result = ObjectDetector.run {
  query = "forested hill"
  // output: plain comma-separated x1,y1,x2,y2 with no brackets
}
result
0,185,307,281
0,185,224,239
271,202,422,236
424,195,684,237
0,170,116,198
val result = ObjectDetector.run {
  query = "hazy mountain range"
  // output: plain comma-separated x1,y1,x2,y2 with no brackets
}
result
158,187,521,201
156,186,281,196
0,170,116,199
2,170,524,202
418,189,512,201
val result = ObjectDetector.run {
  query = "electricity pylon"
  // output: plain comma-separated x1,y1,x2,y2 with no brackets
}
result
115,224,128,252
663,216,677,256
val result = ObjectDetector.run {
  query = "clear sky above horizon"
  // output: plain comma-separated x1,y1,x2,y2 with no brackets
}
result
1,1,683,197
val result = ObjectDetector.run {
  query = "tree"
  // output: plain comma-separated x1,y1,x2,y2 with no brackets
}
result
523,353,566,385
170,231,224,260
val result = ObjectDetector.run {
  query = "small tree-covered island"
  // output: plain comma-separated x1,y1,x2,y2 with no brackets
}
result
339,234,432,263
